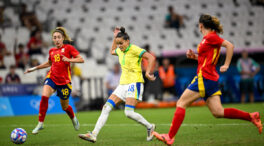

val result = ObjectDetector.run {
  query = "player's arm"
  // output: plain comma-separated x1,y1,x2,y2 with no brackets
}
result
142,52,156,81
111,27,120,55
220,40,234,73
186,49,198,60
24,60,52,74
62,54,84,63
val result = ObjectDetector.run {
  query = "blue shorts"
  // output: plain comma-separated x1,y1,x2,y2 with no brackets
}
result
187,75,221,100
44,78,72,100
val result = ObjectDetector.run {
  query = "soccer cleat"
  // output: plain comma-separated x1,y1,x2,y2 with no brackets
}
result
72,116,80,131
78,131,97,143
250,112,263,134
32,122,44,134
153,132,174,146
147,124,156,141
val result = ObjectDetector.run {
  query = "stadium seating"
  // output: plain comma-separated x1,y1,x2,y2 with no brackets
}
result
0,0,263,84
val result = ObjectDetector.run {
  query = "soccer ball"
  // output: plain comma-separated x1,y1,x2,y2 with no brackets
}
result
10,128,27,144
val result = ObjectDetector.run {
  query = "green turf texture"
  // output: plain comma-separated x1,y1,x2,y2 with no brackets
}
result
0,103,263,146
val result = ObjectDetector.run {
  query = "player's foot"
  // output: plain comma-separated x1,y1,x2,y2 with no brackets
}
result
147,124,156,141
250,112,263,134
153,132,174,146
78,131,96,143
72,116,80,131
32,122,44,134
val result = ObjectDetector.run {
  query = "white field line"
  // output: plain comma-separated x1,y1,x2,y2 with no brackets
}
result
0,123,251,128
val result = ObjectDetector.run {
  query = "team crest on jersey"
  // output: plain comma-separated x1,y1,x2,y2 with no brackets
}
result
61,48,65,52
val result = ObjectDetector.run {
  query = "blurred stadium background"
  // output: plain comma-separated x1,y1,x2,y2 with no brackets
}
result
0,0,264,116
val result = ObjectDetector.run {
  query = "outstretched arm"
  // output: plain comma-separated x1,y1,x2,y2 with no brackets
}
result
24,60,52,74
142,52,156,81
110,27,120,55
62,54,84,63
220,40,234,73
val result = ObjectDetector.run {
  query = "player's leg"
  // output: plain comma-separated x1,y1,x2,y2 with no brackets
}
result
32,84,55,134
153,89,200,145
78,94,123,142
207,95,262,134
60,99,79,131
124,97,155,141
92,94,122,137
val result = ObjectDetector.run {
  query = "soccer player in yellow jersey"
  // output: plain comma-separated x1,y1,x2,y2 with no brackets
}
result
79,27,156,143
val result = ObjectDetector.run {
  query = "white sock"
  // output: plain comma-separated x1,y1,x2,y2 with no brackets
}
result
92,103,113,137
124,107,152,129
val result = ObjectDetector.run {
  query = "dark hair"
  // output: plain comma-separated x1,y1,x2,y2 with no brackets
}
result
199,14,223,34
116,27,130,40
30,29,41,37
18,43,24,48
144,44,150,52
10,65,16,69
168,6,173,12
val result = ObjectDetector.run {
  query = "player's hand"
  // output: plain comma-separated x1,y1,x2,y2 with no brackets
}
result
145,72,156,81
220,65,229,73
113,27,120,37
186,49,196,59
24,67,37,74
24,69,31,74
62,55,71,62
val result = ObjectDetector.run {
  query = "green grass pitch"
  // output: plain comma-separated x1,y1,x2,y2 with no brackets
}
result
0,103,264,146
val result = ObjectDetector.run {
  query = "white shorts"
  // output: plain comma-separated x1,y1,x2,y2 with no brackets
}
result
112,83,144,101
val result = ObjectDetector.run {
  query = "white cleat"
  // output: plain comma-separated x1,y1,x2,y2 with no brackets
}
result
72,116,80,131
78,131,97,143
32,122,44,134
147,124,156,141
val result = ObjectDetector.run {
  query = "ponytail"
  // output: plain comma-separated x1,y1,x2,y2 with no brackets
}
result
199,14,223,34
52,27,72,42
116,27,130,40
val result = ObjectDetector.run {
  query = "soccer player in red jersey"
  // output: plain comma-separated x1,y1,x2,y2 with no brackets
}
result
24,27,84,134
153,14,262,146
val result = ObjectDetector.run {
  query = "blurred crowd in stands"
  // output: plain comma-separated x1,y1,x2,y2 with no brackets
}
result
0,1,263,104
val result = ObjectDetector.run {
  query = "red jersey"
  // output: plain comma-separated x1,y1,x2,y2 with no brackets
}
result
47,44,79,85
27,37,42,49
197,32,224,81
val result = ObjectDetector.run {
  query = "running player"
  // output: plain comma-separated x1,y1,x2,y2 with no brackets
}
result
153,14,263,146
78,27,156,142
24,27,84,134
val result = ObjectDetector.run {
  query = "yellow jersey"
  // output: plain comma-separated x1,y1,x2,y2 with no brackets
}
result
115,44,146,84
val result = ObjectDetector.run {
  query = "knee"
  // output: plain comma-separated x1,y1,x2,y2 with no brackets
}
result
211,110,224,118
176,100,187,109
62,105,68,111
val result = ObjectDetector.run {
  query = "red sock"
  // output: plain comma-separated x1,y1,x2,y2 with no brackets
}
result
64,105,75,119
168,107,186,139
224,108,251,121
39,96,49,122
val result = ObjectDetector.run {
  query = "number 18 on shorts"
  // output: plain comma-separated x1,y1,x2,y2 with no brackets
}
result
113,82,144,101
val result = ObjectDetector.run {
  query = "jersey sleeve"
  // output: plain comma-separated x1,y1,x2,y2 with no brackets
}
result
115,48,121,56
69,45,80,57
251,58,260,68
48,50,52,61
133,46,146,58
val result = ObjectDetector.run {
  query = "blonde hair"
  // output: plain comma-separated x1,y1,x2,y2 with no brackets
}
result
52,27,72,42
199,14,223,34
